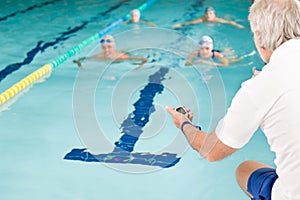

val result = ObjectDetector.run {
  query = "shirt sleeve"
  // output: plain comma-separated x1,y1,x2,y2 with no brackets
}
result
215,83,263,149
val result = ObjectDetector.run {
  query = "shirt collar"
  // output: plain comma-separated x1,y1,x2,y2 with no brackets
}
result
270,39,300,63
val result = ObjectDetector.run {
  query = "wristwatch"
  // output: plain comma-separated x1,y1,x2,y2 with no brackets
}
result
180,121,201,132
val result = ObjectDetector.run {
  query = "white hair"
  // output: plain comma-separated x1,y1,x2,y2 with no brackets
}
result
249,0,300,52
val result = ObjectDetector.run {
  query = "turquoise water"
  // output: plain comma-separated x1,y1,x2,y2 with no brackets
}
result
0,0,274,199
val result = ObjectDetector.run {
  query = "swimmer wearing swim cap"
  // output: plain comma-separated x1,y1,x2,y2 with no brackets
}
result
185,35,230,66
199,35,214,50
173,6,244,29
205,6,216,13
185,35,244,67
100,35,115,45
73,34,148,68
123,9,156,27
131,9,141,23
100,35,117,57
197,35,222,59
204,6,217,21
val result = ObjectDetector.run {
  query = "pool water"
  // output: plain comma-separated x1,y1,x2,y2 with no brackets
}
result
0,0,275,199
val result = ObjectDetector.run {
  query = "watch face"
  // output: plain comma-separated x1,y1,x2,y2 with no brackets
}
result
176,107,186,114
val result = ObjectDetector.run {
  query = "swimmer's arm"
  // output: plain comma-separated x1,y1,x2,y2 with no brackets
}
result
195,58,229,67
129,57,148,65
228,56,244,63
195,51,229,67
132,57,148,69
217,57,229,67
73,53,112,67
122,20,131,24
173,18,204,28
216,53,230,66
220,50,245,63
140,20,157,27
73,55,102,68
216,18,244,28
91,54,106,59
73,57,86,67
119,55,148,68
184,17,204,25
185,51,198,66
85,54,107,61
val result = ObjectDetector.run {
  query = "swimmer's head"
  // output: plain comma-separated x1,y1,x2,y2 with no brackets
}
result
199,35,213,49
100,35,115,46
204,6,216,21
131,9,141,17
205,6,215,13
131,9,141,23
100,35,115,56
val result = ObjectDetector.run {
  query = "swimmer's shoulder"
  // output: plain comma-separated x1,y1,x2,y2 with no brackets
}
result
91,53,105,58
193,17,205,23
118,52,131,59
213,50,224,58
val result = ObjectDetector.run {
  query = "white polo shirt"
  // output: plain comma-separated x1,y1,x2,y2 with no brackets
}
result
216,39,300,200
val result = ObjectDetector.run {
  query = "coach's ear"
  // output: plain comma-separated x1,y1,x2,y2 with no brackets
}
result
253,31,272,63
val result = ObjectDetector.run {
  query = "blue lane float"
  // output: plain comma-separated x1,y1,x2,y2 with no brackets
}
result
64,67,181,168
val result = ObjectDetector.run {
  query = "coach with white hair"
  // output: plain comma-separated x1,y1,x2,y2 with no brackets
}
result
166,0,300,199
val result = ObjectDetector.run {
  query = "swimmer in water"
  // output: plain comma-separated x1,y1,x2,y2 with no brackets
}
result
185,35,242,67
124,9,156,27
173,6,244,29
73,35,148,68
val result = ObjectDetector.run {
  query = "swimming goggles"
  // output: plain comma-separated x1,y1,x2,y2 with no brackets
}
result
199,40,212,47
100,39,114,44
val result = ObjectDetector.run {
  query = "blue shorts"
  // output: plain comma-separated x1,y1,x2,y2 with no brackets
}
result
247,168,278,200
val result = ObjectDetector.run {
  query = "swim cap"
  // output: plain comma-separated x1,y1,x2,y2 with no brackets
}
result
199,35,213,49
205,6,215,13
131,9,141,17
100,35,115,45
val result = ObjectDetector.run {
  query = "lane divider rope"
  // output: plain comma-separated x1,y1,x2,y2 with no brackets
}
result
0,0,156,105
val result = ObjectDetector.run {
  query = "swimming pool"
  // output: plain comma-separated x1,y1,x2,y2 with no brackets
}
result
0,0,275,199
